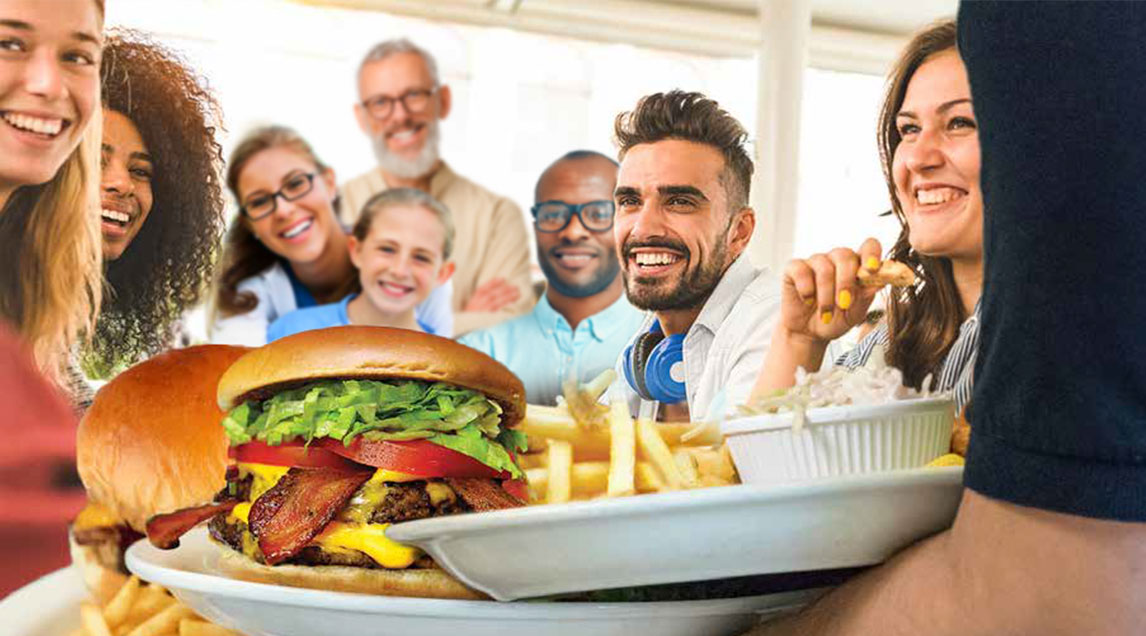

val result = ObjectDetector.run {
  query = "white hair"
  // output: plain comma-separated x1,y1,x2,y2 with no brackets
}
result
358,38,440,86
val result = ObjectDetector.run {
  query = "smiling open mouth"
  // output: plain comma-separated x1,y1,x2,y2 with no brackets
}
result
915,186,966,205
629,250,685,274
101,209,132,228
280,219,313,239
378,281,414,297
1,111,67,138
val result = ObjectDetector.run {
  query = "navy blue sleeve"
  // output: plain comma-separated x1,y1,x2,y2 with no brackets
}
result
959,1,1146,520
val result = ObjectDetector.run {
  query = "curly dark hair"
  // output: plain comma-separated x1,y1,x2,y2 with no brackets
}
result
86,29,225,377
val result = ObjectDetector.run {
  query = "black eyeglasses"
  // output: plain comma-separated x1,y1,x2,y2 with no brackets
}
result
241,172,316,220
360,87,438,121
531,200,616,233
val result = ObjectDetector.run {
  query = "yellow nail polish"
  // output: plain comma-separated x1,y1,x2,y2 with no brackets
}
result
821,311,833,325
838,289,852,310
804,298,815,307
865,256,880,271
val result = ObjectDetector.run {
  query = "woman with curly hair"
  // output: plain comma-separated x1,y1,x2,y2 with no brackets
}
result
85,29,225,377
0,0,104,389
752,20,981,423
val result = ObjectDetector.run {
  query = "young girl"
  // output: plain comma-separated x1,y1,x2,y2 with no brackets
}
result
267,187,455,340
210,126,453,345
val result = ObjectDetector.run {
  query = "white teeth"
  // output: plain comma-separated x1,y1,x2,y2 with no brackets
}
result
3,112,63,135
557,253,592,264
101,209,130,224
281,219,313,239
391,129,415,141
916,187,964,205
634,252,681,266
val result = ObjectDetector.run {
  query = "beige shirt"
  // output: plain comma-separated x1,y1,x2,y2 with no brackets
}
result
340,163,535,335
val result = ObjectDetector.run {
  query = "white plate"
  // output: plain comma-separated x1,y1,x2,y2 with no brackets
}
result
0,567,85,636
125,529,820,636
388,466,964,600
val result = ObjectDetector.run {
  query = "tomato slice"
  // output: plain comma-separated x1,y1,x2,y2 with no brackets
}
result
501,478,528,502
230,441,360,471
316,438,509,480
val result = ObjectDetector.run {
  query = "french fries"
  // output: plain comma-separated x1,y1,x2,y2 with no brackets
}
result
521,370,739,504
606,400,635,497
74,575,240,636
545,439,574,504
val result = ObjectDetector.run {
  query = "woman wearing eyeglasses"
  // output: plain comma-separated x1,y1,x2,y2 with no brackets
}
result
209,125,452,344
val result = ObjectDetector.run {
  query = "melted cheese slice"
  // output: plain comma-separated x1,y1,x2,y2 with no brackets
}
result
73,501,123,530
230,462,424,568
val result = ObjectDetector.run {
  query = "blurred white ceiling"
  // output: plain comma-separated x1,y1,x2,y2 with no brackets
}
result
298,0,959,72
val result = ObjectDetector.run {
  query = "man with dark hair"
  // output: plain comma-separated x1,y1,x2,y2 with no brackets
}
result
462,151,645,405
611,90,779,421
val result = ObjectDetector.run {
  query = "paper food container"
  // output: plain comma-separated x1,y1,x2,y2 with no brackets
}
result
720,397,954,484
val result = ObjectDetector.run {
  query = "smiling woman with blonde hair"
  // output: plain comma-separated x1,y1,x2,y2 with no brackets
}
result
0,0,105,393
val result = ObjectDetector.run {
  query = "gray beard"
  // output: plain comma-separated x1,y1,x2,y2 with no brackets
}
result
372,120,441,180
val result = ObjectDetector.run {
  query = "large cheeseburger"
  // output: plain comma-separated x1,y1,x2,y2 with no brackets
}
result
146,326,528,599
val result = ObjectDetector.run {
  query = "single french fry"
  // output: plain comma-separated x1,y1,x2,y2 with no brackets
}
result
581,369,617,402
672,448,701,489
525,467,548,502
103,575,142,627
125,588,175,626
607,400,635,497
636,418,686,489
521,405,611,458
81,603,113,636
683,445,739,484
179,619,241,636
545,440,573,504
635,461,665,492
125,603,195,636
563,379,608,428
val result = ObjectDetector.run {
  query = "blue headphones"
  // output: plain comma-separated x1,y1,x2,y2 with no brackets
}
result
622,321,687,404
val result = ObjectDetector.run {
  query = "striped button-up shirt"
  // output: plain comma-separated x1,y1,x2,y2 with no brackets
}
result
838,301,980,414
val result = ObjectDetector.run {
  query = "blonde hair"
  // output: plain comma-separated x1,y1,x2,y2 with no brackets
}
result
353,187,455,261
0,113,104,379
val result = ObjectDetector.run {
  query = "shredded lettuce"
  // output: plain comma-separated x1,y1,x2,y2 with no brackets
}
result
221,379,525,477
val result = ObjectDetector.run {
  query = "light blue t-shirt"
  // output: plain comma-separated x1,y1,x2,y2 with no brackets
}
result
459,294,646,405
267,294,434,342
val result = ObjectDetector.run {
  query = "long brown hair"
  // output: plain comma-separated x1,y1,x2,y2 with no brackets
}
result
213,126,348,318
877,19,964,389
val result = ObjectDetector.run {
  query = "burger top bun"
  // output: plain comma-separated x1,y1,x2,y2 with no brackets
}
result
217,326,526,427
77,345,249,532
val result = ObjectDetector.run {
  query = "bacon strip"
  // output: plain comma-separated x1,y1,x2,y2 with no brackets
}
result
445,478,526,512
248,466,372,565
146,500,240,549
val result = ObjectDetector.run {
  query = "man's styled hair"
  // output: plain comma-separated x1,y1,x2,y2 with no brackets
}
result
359,38,440,86
613,90,753,209
354,187,456,261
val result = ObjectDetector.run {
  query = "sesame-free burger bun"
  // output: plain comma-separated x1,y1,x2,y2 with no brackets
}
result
216,326,526,426
216,548,487,600
76,345,250,532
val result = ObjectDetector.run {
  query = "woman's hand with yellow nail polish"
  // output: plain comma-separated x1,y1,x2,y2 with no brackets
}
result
777,238,885,345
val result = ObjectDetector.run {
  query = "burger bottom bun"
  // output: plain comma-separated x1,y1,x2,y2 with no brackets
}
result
214,543,488,600
68,530,130,605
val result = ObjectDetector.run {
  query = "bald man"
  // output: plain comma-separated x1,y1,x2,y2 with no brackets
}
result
460,151,646,404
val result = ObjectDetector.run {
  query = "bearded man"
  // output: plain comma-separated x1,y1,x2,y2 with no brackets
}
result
611,90,780,421
341,39,533,335
461,151,644,405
